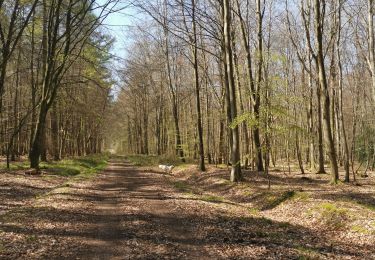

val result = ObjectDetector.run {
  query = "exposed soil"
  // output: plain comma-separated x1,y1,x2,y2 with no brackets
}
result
1,158,374,259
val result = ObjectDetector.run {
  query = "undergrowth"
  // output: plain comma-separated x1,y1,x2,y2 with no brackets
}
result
312,202,349,229
0,154,109,180
41,154,109,180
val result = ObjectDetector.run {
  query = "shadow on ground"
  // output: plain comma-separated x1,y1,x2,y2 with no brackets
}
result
0,160,372,259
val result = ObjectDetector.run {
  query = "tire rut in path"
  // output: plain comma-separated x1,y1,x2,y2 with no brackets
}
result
76,160,207,260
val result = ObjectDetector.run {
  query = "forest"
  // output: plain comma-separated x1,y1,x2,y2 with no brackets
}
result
0,0,374,259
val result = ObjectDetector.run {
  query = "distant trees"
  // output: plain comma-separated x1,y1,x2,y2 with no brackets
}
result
0,0,116,168
108,0,375,184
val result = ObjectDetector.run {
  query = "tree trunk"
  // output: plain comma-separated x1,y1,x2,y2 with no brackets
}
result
192,0,205,171
314,0,339,183
30,101,48,168
223,0,242,182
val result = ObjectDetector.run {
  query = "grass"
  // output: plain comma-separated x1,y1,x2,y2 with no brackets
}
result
0,154,109,180
201,195,224,203
248,207,260,216
351,225,370,234
40,154,109,180
314,202,349,229
0,161,30,170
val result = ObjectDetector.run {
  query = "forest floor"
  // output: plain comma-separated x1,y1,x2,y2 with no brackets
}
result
0,155,374,259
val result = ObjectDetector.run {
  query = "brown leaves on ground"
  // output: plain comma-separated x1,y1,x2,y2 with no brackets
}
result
0,160,374,259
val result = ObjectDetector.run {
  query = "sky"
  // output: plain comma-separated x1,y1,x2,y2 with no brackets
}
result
96,0,138,61
95,0,142,95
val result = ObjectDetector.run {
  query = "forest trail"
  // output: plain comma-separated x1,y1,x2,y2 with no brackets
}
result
74,159,208,259
1,158,374,259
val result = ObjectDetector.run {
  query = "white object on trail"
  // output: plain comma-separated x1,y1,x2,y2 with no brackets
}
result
159,164,174,173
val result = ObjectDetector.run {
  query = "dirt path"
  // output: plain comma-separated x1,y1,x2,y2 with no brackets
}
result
75,160,211,259
1,159,373,259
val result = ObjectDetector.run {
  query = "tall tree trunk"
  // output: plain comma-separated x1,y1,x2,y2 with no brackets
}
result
223,0,242,182
314,0,339,183
233,45,250,168
192,0,205,171
369,0,375,102
236,0,263,172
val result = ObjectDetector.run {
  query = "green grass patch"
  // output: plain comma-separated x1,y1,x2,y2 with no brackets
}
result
315,202,349,229
201,195,224,203
41,154,109,180
0,154,109,181
0,161,30,170
248,208,260,215
351,225,370,234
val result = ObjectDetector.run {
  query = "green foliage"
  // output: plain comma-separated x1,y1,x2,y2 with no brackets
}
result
229,112,258,129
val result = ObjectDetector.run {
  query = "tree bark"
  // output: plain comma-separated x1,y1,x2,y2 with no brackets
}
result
223,0,242,182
